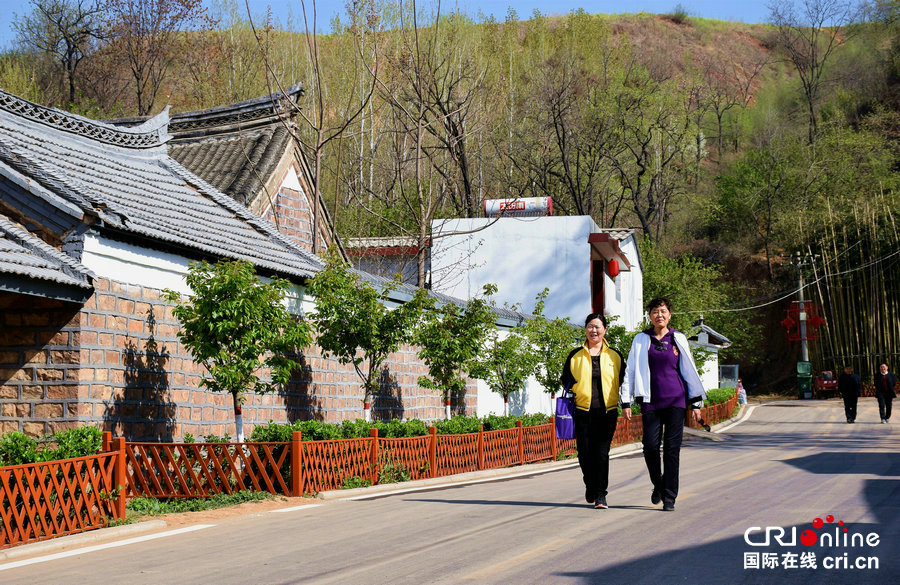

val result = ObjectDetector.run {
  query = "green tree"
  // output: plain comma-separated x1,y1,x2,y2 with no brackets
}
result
520,289,582,396
163,260,311,441
106,0,211,115
768,0,862,143
415,284,497,419
306,250,427,419
470,330,537,416
13,0,106,105
640,238,761,363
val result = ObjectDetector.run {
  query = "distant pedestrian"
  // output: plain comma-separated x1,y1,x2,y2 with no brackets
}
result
874,363,897,424
560,313,625,510
620,298,706,512
837,365,862,424
737,378,747,405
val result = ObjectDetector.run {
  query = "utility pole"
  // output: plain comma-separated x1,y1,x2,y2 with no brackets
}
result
796,251,809,363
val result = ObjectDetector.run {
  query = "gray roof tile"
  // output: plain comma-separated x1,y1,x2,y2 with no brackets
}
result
0,215,93,288
0,89,321,280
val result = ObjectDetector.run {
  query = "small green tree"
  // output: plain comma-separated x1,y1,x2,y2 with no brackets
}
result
415,284,497,419
163,260,311,442
306,250,426,420
520,289,582,397
470,330,538,416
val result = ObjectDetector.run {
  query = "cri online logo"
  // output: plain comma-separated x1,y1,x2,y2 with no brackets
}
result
745,515,880,548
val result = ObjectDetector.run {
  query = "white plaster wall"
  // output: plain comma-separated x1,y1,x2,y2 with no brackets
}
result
81,233,312,315
431,217,599,323
689,342,721,391
431,217,643,330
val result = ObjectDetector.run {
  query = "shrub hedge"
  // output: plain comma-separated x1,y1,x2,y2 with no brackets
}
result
0,426,103,466
249,413,552,442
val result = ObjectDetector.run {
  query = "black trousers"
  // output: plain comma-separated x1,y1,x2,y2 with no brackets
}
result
573,407,619,498
642,406,686,504
842,392,858,421
876,394,893,421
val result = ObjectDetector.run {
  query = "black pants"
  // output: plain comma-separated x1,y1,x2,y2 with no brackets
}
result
573,407,619,498
876,394,893,421
842,393,858,421
642,406,686,505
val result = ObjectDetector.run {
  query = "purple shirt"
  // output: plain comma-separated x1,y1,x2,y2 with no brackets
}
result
642,329,687,411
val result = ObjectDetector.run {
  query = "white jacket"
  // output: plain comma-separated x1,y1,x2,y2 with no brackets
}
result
619,330,706,406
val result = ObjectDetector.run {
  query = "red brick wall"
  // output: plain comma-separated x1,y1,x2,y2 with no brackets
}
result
1,279,473,441
263,183,331,253
0,293,82,436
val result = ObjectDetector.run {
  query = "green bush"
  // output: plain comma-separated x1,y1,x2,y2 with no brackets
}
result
0,431,39,466
249,413,557,444
51,426,103,460
342,475,373,489
0,426,103,466
704,388,736,406
378,462,411,484
433,415,483,435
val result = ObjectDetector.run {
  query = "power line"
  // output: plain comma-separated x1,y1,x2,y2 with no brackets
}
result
681,247,900,316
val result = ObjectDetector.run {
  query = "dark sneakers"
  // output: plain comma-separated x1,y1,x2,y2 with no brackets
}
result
651,487,662,505
662,501,675,511
594,496,608,509
585,487,598,504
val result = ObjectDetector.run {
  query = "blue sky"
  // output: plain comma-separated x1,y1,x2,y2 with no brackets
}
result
0,1,772,49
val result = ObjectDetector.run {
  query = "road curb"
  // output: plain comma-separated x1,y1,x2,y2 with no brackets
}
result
318,441,652,501
0,520,167,562
317,409,751,501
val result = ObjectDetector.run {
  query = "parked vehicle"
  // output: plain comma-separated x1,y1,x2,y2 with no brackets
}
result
815,370,838,398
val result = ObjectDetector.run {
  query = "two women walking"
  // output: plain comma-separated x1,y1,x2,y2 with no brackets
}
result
562,298,706,511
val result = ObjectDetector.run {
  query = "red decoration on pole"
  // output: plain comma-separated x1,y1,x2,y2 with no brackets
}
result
782,300,826,342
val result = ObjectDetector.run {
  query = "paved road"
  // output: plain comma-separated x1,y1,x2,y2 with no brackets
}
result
2,400,899,584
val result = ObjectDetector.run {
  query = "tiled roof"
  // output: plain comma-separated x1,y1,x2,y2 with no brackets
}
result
0,89,321,280
596,228,637,241
356,269,530,326
0,215,93,288
112,85,303,205
168,125,293,203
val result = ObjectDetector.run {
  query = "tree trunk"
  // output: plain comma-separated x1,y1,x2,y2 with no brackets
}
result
233,393,244,443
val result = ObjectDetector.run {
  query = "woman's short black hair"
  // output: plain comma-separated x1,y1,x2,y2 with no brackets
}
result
646,297,672,313
584,313,608,328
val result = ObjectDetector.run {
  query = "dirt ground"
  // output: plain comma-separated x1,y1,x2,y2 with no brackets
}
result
137,495,318,530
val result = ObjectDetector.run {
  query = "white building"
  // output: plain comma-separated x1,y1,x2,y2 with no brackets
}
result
430,216,643,328
430,212,644,416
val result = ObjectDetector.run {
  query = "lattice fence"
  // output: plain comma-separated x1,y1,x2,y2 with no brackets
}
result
1,450,123,550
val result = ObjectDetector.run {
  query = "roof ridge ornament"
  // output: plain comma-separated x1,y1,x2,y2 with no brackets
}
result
0,89,169,148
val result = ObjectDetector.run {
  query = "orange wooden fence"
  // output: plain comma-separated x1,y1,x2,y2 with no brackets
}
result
0,433,127,550
123,393,738,498
0,394,739,550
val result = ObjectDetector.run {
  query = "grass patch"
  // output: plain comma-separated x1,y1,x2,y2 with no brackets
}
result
126,490,276,521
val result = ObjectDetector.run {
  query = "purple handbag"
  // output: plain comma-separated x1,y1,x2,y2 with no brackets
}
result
555,387,575,440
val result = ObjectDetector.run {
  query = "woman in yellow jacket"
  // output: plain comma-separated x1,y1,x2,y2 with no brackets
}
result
560,313,625,509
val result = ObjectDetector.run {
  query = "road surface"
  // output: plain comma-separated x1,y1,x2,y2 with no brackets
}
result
2,399,898,584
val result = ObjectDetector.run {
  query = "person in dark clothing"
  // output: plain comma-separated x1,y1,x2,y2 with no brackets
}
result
620,298,706,512
560,313,625,509
874,363,897,423
837,365,862,423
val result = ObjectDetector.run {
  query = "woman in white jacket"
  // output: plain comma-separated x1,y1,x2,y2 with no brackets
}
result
620,297,706,511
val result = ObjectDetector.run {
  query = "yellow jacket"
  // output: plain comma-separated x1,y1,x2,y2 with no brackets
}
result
560,343,625,412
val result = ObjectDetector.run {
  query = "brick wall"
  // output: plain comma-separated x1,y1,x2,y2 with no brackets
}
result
0,292,82,436
263,184,331,253
2,278,472,441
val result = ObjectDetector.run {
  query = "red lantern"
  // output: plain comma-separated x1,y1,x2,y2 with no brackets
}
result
608,259,620,280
